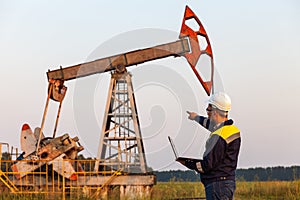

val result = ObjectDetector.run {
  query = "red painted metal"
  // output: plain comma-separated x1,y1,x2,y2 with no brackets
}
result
180,6,214,96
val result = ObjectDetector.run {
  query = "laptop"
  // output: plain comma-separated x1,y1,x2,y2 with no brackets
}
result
168,136,201,163
168,136,179,159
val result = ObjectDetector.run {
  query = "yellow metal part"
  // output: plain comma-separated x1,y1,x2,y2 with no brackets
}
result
0,158,154,199
0,169,18,193
90,168,124,199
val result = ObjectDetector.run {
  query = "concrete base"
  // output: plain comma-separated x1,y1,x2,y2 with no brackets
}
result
120,185,152,200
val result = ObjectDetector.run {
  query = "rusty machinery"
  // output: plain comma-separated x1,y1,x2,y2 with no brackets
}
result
5,6,214,198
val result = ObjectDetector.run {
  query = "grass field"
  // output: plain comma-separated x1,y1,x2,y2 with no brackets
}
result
0,181,299,199
152,181,300,200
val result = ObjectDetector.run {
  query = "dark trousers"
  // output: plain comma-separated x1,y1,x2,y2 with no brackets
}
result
204,180,236,200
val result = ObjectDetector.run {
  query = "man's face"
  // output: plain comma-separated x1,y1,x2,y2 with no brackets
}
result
206,104,217,122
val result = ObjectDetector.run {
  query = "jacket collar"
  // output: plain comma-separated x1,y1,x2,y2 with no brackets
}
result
211,119,234,132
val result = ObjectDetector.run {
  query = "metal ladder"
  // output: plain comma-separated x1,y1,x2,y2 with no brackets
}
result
90,168,123,199
0,169,18,193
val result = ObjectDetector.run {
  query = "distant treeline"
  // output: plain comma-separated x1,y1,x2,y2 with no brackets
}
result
154,166,300,182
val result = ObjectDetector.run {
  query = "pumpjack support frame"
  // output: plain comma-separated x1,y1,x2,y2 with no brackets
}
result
94,68,147,174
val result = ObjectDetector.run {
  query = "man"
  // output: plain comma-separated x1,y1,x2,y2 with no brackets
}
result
177,92,241,200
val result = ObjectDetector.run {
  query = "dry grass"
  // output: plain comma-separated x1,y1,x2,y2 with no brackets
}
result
235,181,300,200
1,181,300,199
152,181,300,200
152,182,206,199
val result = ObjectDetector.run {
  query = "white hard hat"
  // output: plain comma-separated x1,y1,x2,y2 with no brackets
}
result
208,92,231,112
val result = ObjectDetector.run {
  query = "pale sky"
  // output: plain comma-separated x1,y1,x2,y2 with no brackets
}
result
0,0,299,171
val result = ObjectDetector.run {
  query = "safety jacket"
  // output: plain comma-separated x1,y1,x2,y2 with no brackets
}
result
185,117,241,186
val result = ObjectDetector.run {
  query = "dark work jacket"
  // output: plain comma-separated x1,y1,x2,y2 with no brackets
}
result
185,117,241,186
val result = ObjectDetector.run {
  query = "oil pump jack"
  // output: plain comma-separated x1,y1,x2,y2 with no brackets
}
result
9,5,214,198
